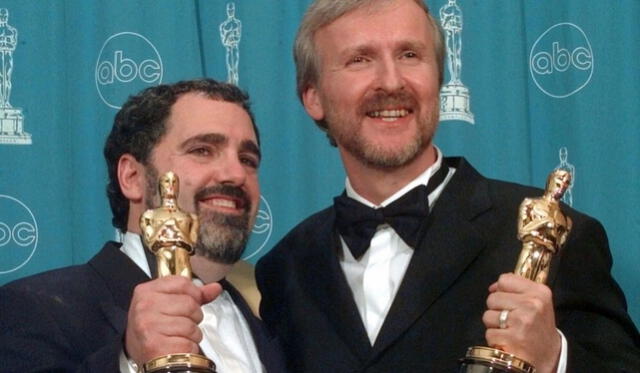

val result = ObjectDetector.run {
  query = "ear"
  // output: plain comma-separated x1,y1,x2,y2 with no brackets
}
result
302,85,325,121
117,154,145,202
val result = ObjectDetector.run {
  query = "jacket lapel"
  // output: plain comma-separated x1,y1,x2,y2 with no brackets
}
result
372,158,493,355
298,210,373,362
89,241,151,334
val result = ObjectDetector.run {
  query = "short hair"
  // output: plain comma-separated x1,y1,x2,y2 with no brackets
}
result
294,0,445,133
103,78,258,232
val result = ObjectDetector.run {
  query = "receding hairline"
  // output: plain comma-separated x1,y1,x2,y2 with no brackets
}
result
314,2,436,62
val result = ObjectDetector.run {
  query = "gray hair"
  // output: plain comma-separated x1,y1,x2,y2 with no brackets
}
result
294,0,445,106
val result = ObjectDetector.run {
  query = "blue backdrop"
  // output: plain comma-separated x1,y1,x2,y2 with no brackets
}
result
0,0,638,327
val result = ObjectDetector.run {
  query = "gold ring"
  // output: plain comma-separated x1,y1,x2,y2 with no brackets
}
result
499,309,510,329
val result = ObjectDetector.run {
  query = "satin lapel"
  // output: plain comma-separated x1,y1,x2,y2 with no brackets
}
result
372,158,493,355
299,209,373,362
89,242,151,334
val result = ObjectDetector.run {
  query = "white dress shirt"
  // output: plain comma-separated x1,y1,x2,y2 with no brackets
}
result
118,232,264,373
338,147,567,372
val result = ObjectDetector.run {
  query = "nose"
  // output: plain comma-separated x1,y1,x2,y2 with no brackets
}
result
376,56,404,92
217,154,247,186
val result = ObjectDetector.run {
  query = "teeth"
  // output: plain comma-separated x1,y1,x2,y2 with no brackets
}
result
208,199,236,209
368,109,409,119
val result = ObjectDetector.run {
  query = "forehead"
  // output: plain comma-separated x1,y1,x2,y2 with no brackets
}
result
164,93,256,143
314,0,432,55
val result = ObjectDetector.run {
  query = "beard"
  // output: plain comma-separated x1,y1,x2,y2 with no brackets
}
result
144,166,252,265
324,89,438,170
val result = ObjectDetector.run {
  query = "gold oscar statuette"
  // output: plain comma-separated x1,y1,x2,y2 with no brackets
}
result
459,169,573,373
139,171,216,373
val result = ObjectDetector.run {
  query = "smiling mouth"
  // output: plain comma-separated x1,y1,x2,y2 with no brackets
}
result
200,196,246,213
366,108,412,122
194,184,250,215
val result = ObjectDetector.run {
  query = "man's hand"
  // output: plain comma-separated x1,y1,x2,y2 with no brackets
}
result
124,276,222,367
482,273,561,373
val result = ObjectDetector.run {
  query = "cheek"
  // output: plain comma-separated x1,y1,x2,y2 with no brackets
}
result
413,70,441,98
247,177,260,209
174,178,201,211
177,192,197,213
176,168,207,191
323,74,368,106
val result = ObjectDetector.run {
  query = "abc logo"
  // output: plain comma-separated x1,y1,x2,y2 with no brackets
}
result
95,32,163,109
530,23,594,98
0,195,38,274
242,195,273,260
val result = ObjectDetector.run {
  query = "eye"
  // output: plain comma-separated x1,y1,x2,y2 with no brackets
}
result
188,146,212,156
240,155,260,169
401,51,418,59
346,55,368,66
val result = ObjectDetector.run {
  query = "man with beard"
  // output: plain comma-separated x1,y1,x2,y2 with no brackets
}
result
0,79,287,373
256,1,640,372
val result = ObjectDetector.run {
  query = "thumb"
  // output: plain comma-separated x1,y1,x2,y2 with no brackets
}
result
200,282,223,304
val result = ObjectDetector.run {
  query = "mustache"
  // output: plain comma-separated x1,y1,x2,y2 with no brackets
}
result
359,90,418,115
193,184,251,212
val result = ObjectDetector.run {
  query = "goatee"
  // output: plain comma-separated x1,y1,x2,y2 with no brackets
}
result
193,184,252,265
325,89,436,170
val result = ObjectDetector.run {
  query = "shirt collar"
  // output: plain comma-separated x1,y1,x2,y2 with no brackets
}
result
345,146,445,208
120,232,152,278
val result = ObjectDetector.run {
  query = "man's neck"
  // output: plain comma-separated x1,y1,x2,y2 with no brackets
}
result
191,255,233,284
341,145,437,205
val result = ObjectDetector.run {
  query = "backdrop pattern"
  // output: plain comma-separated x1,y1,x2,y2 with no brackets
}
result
0,0,638,326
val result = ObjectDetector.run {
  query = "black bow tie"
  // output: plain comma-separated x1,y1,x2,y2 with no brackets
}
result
334,165,449,260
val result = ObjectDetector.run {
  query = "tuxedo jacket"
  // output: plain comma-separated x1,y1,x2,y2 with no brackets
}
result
256,157,640,372
0,241,287,373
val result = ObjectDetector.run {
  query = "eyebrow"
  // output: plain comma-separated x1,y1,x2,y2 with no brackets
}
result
240,139,262,161
340,44,376,59
341,39,428,58
179,133,261,161
180,133,227,150
397,40,429,54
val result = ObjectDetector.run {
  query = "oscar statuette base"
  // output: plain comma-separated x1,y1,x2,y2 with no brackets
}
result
459,346,535,373
143,353,216,373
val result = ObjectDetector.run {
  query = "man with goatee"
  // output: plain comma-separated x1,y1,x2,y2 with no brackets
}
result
0,79,286,373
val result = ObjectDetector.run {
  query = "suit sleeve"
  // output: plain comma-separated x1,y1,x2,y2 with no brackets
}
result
553,216,640,372
0,285,122,373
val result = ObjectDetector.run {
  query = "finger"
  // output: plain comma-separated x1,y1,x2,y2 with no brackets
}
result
133,290,204,318
494,273,546,294
485,328,523,353
488,281,498,293
482,309,507,330
486,291,527,311
157,294,204,322
149,276,204,300
155,316,203,343
201,282,223,304
141,336,201,363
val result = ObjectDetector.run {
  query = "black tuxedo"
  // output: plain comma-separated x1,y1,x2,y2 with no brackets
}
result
256,157,640,372
0,241,287,373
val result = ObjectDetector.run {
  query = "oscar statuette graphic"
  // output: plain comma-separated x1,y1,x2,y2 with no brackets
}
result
139,172,216,373
459,169,573,373
438,0,474,124
0,8,31,145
